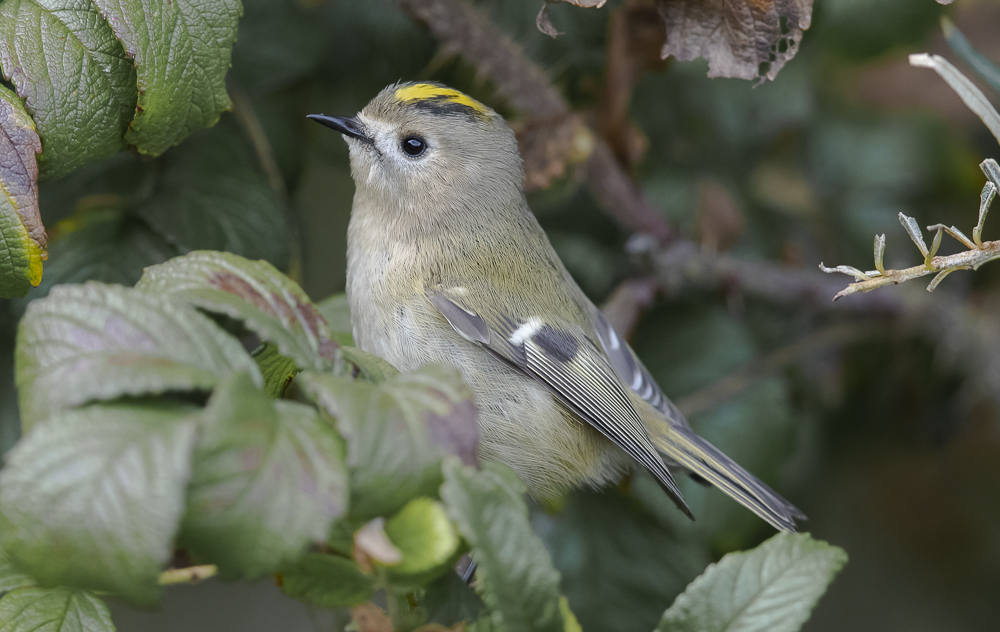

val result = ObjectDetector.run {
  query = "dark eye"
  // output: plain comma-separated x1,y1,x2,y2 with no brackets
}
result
401,136,426,157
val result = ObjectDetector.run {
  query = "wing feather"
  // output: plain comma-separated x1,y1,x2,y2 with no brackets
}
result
428,288,692,517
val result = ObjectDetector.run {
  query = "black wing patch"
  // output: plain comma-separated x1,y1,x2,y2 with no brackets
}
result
427,289,692,518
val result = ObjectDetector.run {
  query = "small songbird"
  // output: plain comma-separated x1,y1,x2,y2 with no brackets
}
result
308,82,804,531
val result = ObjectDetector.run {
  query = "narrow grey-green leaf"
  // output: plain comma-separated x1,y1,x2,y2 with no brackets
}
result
137,251,338,371
180,372,347,579
0,83,44,299
0,588,114,632
15,281,261,429
440,459,565,632
279,553,375,609
297,365,479,519
91,0,242,155
656,532,847,632
0,0,137,179
909,53,1000,145
942,17,1000,97
0,403,199,606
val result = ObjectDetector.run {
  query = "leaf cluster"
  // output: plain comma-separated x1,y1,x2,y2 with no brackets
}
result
0,250,846,631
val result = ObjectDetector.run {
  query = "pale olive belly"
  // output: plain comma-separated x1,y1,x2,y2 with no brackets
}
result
350,294,628,500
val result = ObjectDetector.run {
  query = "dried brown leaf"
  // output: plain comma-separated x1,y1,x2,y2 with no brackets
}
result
656,0,813,81
354,518,403,573
599,1,665,166
515,113,594,192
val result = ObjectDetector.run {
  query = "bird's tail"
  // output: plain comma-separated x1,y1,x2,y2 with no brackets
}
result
647,421,805,532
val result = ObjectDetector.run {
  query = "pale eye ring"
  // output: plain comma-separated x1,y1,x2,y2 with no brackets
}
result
401,136,426,157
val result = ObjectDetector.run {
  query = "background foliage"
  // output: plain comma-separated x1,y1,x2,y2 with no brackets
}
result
0,0,998,630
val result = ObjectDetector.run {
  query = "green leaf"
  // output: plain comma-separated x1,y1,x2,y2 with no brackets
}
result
316,293,353,346
0,545,33,594
251,341,299,398
7,207,176,318
297,364,479,519
341,346,399,383
279,553,375,609
0,403,199,606
137,251,338,371
15,281,261,429
384,498,460,577
0,588,114,632
440,459,565,632
423,568,486,628
90,0,242,156
656,533,847,632
135,118,291,267
0,0,137,179
0,83,44,299
180,372,347,579
542,489,711,632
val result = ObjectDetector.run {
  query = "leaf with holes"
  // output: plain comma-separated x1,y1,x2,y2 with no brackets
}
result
0,84,44,299
655,532,847,632
656,0,813,81
15,282,260,429
0,403,199,606
0,588,114,632
297,364,479,519
137,251,338,371
180,372,347,579
0,0,137,179
90,0,242,155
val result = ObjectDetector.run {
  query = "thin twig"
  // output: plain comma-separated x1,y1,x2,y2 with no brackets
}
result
159,565,218,585
228,80,304,282
675,322,881,417
820,239,1000,299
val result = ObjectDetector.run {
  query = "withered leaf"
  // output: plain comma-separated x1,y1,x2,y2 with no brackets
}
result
536,4,560,38
515,113,593,192
656,0,813,82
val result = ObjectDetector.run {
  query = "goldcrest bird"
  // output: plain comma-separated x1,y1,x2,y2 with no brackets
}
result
308,82,804,531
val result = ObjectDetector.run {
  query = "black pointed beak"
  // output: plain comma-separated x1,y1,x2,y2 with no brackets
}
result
306,114,372,143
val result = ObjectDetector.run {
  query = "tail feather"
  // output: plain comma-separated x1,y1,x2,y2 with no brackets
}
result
648,423,804,532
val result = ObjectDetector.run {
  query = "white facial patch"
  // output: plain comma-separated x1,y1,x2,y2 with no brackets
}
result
509,318,543,346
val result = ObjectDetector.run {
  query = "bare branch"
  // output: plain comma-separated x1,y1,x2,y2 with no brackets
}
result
821,184,1000,299
399,0,675,242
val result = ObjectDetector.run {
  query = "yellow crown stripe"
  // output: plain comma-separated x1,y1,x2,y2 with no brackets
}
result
393,84,490,117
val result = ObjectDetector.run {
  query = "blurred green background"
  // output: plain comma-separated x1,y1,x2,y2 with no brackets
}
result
3,0,1000,630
